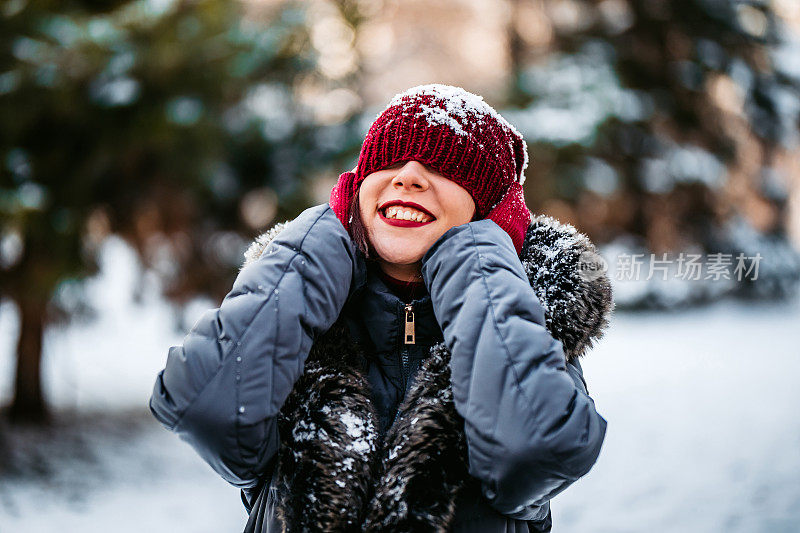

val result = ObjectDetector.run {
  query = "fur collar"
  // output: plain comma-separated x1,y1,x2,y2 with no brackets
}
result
242,214,614,532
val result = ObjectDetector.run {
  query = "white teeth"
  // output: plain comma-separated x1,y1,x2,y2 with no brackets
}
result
383,205,431,223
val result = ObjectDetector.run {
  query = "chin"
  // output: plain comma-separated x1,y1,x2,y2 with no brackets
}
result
374,246,426,265
371,236,428,265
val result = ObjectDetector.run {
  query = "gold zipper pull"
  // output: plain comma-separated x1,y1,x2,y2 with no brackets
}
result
404,303,415,345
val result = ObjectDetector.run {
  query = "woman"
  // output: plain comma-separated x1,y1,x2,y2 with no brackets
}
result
150,84,613,532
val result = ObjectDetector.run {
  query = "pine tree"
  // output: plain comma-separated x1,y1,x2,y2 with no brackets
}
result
0,0,364,422
506,0,800,306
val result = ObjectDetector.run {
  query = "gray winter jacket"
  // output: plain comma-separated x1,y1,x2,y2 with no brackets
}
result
150,203,612,532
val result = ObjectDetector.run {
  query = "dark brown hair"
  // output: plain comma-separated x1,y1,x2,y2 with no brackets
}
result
347,186,375,260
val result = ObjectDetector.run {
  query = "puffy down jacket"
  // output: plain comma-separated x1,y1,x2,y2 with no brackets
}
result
150,203,613,532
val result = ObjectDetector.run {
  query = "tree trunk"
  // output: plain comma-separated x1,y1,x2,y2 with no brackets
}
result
8,298,49,424
506,0,527,107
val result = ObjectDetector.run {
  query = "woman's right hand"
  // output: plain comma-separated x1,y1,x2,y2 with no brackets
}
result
149,203,364,489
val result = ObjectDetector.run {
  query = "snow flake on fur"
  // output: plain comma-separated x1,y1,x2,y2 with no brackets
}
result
520,214,615,361
341,410,376,455
241,221,288,270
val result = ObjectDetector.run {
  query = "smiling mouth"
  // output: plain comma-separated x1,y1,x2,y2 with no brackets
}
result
378,205,435,228
382,205,434,223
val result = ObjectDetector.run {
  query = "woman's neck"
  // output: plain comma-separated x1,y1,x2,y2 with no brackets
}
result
377,260,423,283
374,262,426,303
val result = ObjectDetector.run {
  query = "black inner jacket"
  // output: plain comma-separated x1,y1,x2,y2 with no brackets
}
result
342,262,444,438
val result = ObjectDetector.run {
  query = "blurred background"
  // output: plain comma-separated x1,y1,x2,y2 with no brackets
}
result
1,0,799,531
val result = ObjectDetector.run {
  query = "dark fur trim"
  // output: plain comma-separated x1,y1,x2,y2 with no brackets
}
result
242,216,613,531
271,321,379,532
363,343,466,532
520,215,615,361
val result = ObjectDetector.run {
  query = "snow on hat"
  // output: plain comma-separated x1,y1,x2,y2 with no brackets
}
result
330,84,532,253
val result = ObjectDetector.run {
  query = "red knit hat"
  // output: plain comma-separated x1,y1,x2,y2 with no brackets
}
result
330,84,532,253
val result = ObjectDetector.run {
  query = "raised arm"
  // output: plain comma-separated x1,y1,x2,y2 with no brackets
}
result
421,219,607,518
149,204,362,488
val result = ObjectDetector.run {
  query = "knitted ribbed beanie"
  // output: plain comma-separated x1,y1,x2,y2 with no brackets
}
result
330,84,532,253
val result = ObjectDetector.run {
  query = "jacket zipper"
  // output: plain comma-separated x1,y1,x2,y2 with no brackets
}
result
401,303,415,388
393,303,415,428
404,303,415,345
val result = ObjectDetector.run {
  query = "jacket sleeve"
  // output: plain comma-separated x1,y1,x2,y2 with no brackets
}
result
420,219,607,517
149,204,362,488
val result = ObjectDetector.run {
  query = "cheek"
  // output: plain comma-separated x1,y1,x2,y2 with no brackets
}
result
360,204,379,239
442,202,475,228
357,189,373,219
437,185,475,225
458,196,477,223
358,182,382,217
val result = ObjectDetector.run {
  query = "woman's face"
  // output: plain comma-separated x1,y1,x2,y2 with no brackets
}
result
358,160,476,280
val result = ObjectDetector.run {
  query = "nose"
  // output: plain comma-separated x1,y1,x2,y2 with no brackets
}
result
391,161,429,192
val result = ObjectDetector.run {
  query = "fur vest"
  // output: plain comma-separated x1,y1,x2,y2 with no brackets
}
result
241,215,614,532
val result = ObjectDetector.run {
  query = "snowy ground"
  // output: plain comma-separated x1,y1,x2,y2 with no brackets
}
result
553,298,800,533
1,237,799,532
